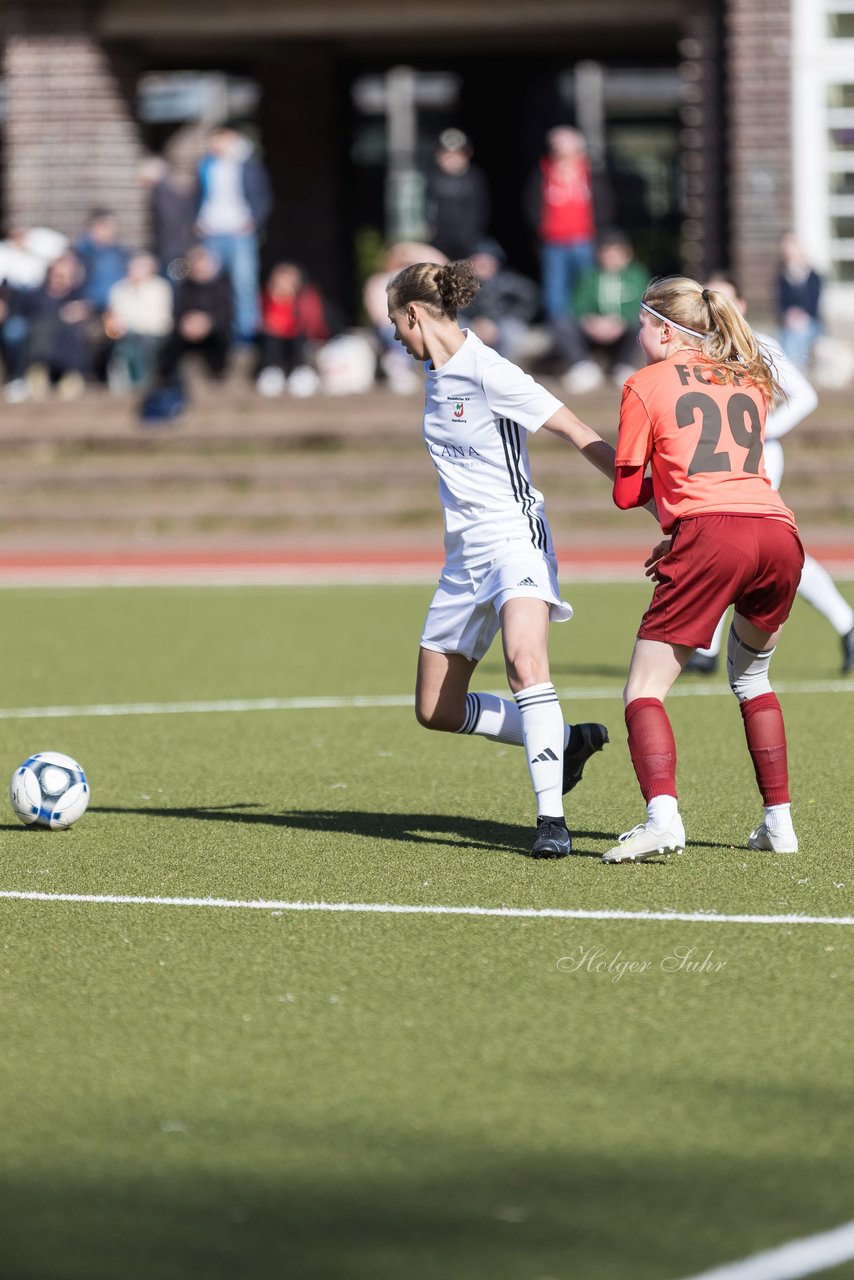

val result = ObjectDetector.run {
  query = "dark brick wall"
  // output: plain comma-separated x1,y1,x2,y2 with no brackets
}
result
725,0,793,312
1,3,147,245
679,0,728,283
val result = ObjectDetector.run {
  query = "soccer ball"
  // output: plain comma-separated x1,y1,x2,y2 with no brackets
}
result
9,751,89,830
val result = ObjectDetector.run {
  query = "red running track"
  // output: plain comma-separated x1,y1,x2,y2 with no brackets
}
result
0,543,852,583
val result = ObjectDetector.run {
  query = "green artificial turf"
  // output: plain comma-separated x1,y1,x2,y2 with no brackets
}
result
0,583,852,1280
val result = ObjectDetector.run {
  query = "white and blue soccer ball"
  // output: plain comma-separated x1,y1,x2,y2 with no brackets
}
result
9,751,89,830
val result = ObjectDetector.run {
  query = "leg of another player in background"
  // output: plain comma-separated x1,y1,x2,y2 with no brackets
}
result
797,554,854,674
684,609,729,673
728,615,799,852
765,438,853,672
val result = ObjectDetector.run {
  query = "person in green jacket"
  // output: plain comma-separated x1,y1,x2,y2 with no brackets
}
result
557,229,649,393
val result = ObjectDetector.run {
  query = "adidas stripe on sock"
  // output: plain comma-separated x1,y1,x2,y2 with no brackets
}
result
459,691,576,755
458,692,525,745
515,682,565,819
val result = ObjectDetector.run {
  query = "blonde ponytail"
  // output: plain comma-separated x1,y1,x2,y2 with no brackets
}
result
642,276,785,405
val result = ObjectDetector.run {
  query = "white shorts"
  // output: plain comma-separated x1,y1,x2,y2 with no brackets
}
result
420,547,573,662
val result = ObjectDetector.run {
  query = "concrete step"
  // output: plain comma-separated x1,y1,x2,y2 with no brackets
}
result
0,384,851,546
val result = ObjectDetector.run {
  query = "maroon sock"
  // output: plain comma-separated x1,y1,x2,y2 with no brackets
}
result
625,697,677,802
739,692,790,805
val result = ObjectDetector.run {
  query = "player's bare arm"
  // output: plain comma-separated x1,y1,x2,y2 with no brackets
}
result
541,405,616,480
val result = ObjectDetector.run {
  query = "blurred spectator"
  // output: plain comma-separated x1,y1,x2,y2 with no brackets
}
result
776,232,822,370
194,126,273,344
557,230,649,393
525,126,612,331
138,156,196,277
256,262,329,398
0,224,67,290
424,128,491,262
104,252,173,391
157,245,233,387
0,279,32,400
74,209,133,315
363,241,447,392
23,251,92,400
1,225,68,400
458,238,539,362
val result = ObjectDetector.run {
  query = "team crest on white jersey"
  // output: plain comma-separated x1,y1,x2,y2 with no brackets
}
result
447,394,471,422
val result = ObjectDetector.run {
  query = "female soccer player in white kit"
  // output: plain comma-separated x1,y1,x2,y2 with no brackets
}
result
685,277,854,676
386,259,618,857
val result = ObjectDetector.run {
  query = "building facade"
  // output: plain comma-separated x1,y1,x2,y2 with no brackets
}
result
0,0,845,326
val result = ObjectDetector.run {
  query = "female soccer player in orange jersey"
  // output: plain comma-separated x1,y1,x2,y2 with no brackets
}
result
604,276,805,863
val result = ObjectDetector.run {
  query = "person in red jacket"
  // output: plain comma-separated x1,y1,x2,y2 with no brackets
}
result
526,127,599,327
256,262,329,396
605,275,805,864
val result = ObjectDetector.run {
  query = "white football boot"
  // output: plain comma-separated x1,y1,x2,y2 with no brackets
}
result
603,815,686,864
747,822,799,854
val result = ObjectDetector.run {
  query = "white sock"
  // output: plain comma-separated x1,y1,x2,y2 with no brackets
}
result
459,692,572,752
798,555,854,637
765,802,796,836
647,794,678,827
514,682,565,819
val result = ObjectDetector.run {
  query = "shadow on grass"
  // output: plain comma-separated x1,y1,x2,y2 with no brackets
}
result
0,1143,849,1280
89,804,615,857
0,806,736,856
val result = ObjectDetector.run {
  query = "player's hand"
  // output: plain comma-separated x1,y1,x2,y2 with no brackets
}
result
644,538,672,581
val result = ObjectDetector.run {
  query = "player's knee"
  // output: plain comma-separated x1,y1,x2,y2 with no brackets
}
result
727,625,774,703
505,652,546,693
415,701,461,733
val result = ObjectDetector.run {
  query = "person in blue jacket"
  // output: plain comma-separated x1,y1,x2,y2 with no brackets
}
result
74,209,132,316
195,126,273,345
776,232,822,370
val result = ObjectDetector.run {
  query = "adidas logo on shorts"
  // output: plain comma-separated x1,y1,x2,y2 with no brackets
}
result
517,576,537,587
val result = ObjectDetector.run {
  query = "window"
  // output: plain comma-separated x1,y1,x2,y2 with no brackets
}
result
828,14,854,38
831,215,854,237
827,84,854,108
828,127,854,151
829,170,854,194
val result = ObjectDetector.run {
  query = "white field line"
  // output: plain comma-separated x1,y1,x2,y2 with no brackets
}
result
0,889,853,928
0,679,851,721
675,1218,854,1280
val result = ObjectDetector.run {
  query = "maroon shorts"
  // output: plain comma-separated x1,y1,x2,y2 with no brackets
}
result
638,514,805,649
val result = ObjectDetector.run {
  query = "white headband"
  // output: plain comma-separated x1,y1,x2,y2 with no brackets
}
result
641,302,710,340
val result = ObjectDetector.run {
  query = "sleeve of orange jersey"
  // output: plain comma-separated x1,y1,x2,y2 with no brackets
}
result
613,383,654,508
615,384,654,467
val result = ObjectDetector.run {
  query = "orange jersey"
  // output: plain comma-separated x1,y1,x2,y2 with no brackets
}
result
617,354,797,534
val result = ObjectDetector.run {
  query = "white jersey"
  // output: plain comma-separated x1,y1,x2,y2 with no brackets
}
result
756,329,819,489
423,330,563,568
757,330,818,442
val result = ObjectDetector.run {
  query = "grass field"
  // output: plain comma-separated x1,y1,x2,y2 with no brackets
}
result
1,580,853,1280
